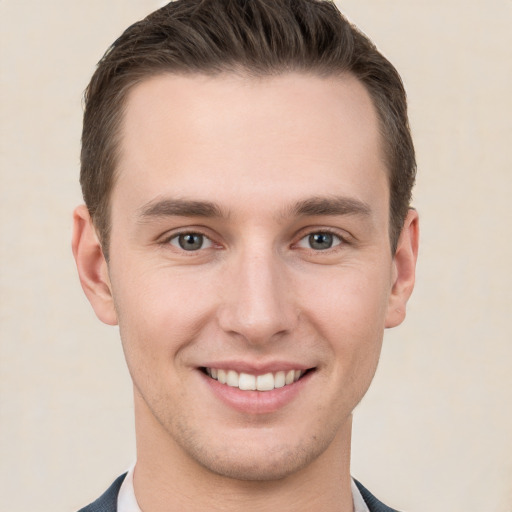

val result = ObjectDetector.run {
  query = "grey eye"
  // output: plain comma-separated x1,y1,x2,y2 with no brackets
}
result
170,233,212,251
297,232,342,251
309,233,333,250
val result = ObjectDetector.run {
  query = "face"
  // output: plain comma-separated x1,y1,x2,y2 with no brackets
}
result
74,72,418,482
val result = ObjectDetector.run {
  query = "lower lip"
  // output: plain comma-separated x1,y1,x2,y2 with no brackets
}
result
200,370,313,414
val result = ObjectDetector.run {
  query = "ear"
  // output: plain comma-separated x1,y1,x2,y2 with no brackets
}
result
385,208,419,328
72,205,118,325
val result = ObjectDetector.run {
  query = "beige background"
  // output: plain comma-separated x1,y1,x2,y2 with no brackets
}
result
1,1,511,511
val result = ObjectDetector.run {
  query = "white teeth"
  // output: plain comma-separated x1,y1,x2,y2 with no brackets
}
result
274,371,285,388
206,367,307,391
256,373,274,391
239,372,256,390
226,370,239,387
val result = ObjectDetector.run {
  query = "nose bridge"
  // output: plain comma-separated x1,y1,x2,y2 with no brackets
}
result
218,241,297,344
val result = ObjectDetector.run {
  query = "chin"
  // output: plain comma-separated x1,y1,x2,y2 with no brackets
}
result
196,446,321,482
174,421,338,482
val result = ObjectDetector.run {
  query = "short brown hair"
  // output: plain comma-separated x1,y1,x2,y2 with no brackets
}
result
81,0,416,259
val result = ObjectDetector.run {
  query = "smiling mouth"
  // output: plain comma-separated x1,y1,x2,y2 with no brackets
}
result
201,367,313,391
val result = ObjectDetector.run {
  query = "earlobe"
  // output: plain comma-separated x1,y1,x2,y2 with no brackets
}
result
72,205,118,326
385,209,419,328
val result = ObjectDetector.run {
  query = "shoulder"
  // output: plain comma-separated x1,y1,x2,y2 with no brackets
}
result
354,479,403,512
77,473,127,512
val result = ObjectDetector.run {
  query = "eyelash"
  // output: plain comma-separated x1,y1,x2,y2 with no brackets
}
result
161,227,349,254
164,231,215,252
295,229,346,252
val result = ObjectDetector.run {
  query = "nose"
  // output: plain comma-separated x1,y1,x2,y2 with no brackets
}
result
217,246,299,345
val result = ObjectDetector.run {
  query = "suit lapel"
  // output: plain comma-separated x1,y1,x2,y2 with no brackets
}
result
354,479,402,512
77,473,127,512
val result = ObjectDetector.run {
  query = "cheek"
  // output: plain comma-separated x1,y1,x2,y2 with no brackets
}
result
303,266,390,381
111,267,218,371
305,263,391,333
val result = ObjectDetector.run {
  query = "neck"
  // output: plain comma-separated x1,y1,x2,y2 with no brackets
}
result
133,391,354,512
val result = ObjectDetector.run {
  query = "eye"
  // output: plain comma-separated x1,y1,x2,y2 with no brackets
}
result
169,233,213,251
297,232,343,251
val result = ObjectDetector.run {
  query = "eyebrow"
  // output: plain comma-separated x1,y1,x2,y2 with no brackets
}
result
287,196,372,218
137,198,226,221
137,195,371,222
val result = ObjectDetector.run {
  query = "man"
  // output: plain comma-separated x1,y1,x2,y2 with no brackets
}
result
72,0,418,510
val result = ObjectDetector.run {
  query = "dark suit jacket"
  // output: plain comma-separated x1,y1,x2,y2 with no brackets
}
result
78,473,401,512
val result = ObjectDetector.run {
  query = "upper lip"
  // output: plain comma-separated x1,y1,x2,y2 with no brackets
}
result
199,360,314,375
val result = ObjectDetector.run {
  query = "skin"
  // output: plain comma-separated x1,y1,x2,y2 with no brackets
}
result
73,72,418,511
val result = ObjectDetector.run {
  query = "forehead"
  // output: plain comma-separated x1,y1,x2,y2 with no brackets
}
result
113,72,388,218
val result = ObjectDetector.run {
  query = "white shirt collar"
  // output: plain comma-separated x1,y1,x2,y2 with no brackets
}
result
118,464,370,512
351,478,371,512
117,464,140,512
